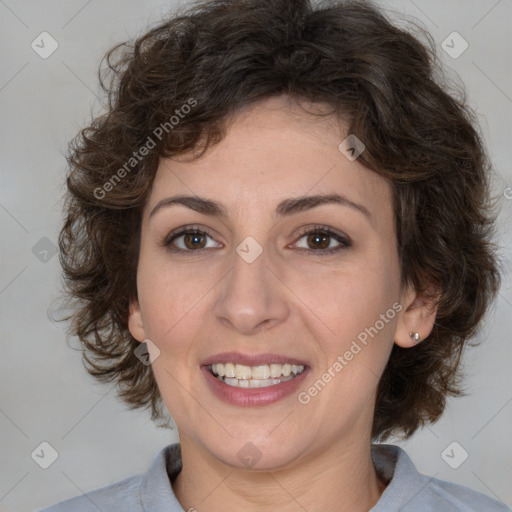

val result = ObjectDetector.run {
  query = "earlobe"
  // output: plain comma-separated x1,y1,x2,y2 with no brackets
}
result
394,282,440,348
128,296,147,342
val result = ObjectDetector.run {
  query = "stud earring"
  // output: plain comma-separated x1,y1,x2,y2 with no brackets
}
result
409,331,421,343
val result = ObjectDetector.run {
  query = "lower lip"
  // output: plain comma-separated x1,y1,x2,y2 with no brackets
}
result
201,366,309,407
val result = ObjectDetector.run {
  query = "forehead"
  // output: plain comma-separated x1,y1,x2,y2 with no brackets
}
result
146,96,394,229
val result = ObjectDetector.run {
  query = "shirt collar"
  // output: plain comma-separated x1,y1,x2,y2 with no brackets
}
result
140,443,183,511
370,444,429,511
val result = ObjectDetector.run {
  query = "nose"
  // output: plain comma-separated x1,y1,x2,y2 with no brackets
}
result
212,246,290,336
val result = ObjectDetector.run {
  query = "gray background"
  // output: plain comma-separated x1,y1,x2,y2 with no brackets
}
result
0,1,511,511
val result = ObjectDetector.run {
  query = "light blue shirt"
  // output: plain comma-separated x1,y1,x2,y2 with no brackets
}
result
39,443,509,511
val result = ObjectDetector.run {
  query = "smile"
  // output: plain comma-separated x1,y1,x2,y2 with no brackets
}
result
209,363,306,388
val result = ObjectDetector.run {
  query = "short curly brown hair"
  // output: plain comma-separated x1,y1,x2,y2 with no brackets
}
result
57,0,502,441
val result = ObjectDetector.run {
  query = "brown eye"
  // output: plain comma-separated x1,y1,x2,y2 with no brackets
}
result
163,228,221,252
293,225,351,255
182,232,207,249
306,231,331,250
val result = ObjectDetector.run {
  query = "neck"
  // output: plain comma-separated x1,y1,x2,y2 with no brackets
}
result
173,433,386,512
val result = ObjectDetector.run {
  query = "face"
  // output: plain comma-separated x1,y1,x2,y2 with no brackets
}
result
129,95,429,470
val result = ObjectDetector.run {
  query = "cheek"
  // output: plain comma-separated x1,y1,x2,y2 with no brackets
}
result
135,256,208,418
290,251,399,345
321,277,396,360
136,249,215,341
306,270,399,401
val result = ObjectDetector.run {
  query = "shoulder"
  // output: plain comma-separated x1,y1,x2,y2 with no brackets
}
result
371,444,509,512
425,476,510,511
37,473,143,512
38,443,183,512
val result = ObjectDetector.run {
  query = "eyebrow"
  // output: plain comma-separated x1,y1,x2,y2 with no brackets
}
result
149,193,372,221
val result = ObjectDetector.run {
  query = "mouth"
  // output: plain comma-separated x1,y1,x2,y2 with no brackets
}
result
201,352,310,406
207,362,306,388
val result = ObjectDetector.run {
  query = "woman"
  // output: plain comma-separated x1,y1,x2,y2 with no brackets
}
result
41,0,507,510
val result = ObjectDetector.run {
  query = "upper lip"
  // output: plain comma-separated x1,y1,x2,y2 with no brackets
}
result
202,352,309,367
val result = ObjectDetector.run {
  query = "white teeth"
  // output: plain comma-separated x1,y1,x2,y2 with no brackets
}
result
222,375,295,388
235,364,252,380
224,363,235,378
251,365,270,379
269,364,282,378
216,363,226,377
210,362,305,387
249,378,268,387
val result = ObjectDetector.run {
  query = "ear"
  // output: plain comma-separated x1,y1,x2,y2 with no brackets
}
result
394,280,441,348
128,295,147,343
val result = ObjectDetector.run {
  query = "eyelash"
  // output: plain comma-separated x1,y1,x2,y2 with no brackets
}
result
161,224,351,255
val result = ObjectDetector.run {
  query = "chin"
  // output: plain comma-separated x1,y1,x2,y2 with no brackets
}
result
203,433,307,472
